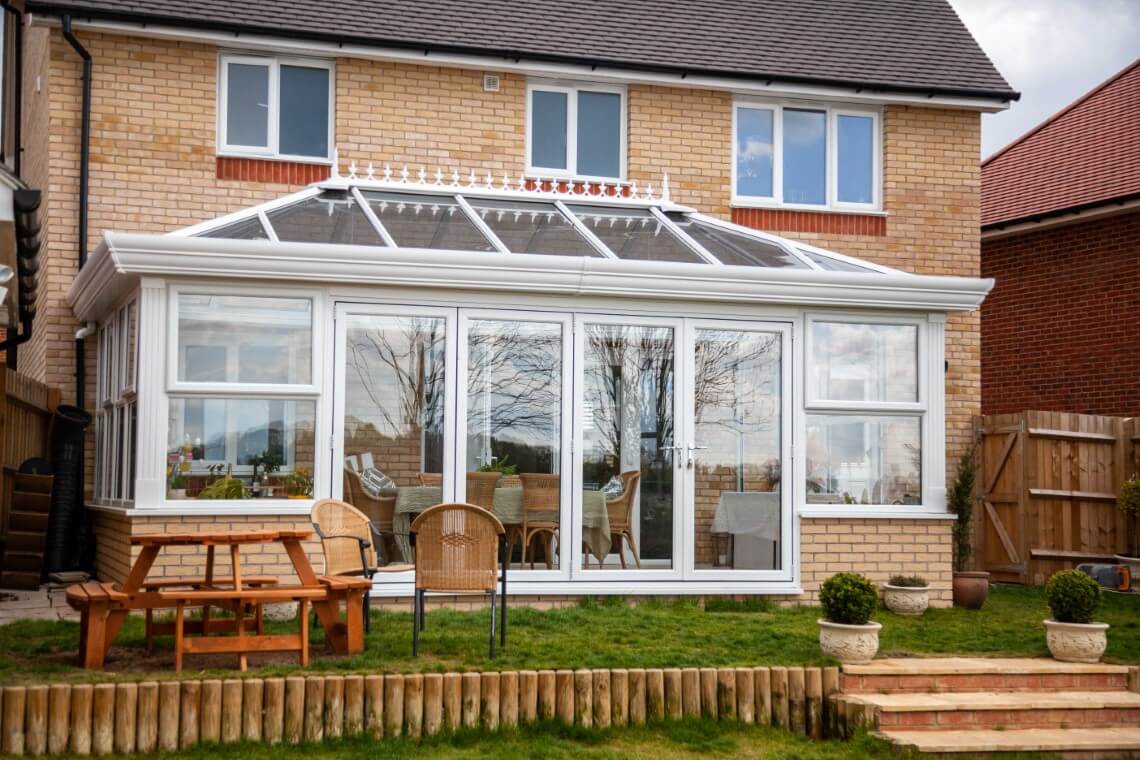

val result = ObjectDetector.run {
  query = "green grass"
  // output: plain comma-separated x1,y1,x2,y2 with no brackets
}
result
1,584,1137,684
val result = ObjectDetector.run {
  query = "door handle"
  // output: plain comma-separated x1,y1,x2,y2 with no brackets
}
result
686,444,708,468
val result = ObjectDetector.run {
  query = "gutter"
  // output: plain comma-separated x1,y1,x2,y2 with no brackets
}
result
61,14,90,409
981,191,1140,239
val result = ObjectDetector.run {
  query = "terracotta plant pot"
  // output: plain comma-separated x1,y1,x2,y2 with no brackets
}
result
882,584,930,616
817,619,881,663
1043,619,1109,663
952,571,990,609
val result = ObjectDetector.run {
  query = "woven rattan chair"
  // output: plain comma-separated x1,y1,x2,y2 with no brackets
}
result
518,473,560,569
464,471,502,509
605,471,642,569
311,498,412,632
409,503,507,657
417,472,443,487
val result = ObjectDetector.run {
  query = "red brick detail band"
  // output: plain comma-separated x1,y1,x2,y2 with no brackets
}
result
731,207,886,236
216,156,330,185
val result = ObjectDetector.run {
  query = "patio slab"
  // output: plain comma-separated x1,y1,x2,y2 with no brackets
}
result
876,726,1140,753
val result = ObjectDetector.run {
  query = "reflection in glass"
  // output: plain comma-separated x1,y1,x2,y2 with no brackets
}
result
736,107,774,198
577,91,621,178
837,114,874,204
783,109,826,205
199,216,269,240
267,192,386,246
467,199,601,257
581,323,674,569
467,320,563,569
177,295,312,385
805,415,921,505
801,248,876,272
531,90,568,170
666,214,806,268
363,191,495,251
566,206,702,263
693,329,782,570
812,322,918,403
279,64,329,158
225,62,269,148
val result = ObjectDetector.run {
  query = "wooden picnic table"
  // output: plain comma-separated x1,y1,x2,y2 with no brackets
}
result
68,529,369,670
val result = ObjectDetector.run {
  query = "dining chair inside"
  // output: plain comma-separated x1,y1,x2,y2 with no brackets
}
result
605,470,642,569
518,473,560,569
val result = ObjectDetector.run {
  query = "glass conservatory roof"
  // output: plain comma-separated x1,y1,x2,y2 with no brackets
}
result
173,166,900,275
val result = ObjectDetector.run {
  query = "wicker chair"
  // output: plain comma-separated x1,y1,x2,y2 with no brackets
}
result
417,472,442,487
605,471,642,569
416,471,501,509
311,498,412,632
409,503,507,657
518,473,561,569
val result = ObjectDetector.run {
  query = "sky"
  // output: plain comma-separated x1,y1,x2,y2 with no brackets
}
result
949,0,1140,158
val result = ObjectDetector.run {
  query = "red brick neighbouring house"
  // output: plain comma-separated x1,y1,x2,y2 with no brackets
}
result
981,58,1140,417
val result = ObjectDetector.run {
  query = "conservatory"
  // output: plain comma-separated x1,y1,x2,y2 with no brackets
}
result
69,164,992,595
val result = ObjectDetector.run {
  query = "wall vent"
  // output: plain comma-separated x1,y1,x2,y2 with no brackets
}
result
483,74,501,92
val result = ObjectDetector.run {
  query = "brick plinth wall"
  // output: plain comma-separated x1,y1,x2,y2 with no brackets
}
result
982,210,1140,416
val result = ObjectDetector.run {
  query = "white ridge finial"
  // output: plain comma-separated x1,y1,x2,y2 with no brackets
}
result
347,159,358,179
330,148,340,179
435,168,444,186
467,170,477,188
400,166,410,183
662,173,671,202
383,164,392,182
366,162,375,181
451,169,461,187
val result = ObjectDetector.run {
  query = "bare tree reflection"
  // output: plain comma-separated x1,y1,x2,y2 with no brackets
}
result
694,331,781,435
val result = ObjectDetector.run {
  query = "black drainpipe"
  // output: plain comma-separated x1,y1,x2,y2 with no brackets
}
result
61,16,91,409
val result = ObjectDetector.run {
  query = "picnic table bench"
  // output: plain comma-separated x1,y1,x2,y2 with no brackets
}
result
140,575,279,650
65,582,129,669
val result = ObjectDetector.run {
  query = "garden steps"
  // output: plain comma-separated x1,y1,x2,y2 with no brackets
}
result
873,727,1140,757
842,657,1130,693
845,689,1140,729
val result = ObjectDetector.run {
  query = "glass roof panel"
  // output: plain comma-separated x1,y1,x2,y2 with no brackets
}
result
666,213,806,268
198,215,270,241
362,191,495,251
800,248,877,272
565,205,703,263
265,191,386,246
466,198,601,258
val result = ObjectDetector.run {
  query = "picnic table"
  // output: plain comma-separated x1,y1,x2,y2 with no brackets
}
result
66,529,369,671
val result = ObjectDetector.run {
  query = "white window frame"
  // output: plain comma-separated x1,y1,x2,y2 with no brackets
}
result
217,54,335,163
731,101,881,212
93,298,139,507
526,81,628,182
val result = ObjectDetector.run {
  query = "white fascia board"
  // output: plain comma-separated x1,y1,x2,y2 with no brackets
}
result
42,17,1013,113
68,236,139,323
70,232,994,321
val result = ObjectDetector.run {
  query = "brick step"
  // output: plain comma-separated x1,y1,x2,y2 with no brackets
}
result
842,657,1130,693
843,690,1140,730
875,726,1140,758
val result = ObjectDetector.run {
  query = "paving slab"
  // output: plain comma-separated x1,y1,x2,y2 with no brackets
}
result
876,727,1140,753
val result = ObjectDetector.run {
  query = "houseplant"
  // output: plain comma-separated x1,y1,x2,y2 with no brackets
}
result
818,572,881,663
1043,569,1108,663
168,469,187,499
286,468,314,499
882,574,930,616
949,446,989,609
1114,474,1140,576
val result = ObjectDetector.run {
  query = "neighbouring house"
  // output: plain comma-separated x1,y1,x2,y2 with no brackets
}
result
982,58,1140,417
2,0,1014,604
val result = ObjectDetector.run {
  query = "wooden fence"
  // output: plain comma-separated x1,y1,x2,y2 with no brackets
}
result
0,665,844,756
0,367,59,479
975,411,1140,585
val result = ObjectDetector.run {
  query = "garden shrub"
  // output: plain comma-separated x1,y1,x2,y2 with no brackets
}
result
1045,569,1101,624
819,572,878,625
888,574,927,587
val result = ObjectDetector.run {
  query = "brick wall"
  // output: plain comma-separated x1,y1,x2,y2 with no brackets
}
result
981,211,1140,417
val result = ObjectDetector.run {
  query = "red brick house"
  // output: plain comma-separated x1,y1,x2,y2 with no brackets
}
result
981,58,1140,417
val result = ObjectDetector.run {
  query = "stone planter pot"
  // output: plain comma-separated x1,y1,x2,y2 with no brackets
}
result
1043,619,1109,663
952,571,990,609
882,584,930,616
818,619,881,663
169,488,187,500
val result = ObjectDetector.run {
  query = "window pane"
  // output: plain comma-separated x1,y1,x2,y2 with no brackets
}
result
565,205,703,263
225,62,269,148
783,109,826,205
467,199,600,257
363,191,495,251
812,322,918,403
279,64,330,158
341,314,447,566
531,90,568,170
199,216,270,240
467,319,564,569
838,115,874,204
694,328,782,570
177,294,312,385
666,214,805,268
801,248,876,272
267,192,386,246
805,415,921,505
167,398,316,500
736,108,774,197
577,91,621,178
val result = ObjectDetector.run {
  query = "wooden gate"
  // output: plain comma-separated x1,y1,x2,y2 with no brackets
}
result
975,411,1136,585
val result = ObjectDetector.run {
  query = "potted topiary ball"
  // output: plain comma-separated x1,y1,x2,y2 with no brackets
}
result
1043,569,1108,663
882,574,930,616
818,572,881,663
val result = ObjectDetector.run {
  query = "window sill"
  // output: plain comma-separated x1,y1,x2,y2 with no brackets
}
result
92,501,316,517
731,199,886,216
798,506,955,520
216,156,331,185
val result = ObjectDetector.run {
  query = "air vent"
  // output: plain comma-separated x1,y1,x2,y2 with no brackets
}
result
483,74,501,92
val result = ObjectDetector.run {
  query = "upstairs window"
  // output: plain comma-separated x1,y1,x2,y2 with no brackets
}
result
219,55,333,161
528,82,625,180
734,103,879,210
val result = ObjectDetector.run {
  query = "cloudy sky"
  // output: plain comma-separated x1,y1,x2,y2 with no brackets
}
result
949,0,1140,158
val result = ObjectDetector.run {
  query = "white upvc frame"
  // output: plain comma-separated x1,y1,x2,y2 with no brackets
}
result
571,312,686,582
456,308,574,582
731,100,882,212
683,318,795,582
217,53,335,163
525,80,628,182
92,295,139,508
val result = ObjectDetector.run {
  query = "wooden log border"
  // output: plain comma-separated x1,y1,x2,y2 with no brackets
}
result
0,665,841,755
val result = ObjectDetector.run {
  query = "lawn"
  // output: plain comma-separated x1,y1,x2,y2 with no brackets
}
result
1,584,1137,684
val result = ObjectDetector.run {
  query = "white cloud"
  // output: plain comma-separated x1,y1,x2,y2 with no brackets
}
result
949,0,1140,157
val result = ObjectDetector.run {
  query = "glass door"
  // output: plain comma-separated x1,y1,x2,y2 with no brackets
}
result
684,320,792,581
573,315,684,579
